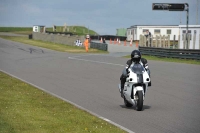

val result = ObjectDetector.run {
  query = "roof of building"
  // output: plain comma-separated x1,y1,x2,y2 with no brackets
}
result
127,25,200,29
131,25,178,27
179,25,200,28
33,25,45,27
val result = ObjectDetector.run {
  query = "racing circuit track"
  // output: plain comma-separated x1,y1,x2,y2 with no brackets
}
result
0,37,200,133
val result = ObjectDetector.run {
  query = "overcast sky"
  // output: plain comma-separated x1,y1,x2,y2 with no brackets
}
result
0,0,199,35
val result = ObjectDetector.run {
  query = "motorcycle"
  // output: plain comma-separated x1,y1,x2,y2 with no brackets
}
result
118,63,150,111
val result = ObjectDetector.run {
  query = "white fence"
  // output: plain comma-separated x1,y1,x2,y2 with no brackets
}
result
139,34,200,49
139,35,170,48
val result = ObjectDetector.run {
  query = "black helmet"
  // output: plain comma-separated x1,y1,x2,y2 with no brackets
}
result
131,50,141,63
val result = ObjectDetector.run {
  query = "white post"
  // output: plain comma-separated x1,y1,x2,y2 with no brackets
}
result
193,34,196,49
178,35,180,49
139,35,142,46
155,35,158,47
168,35,170,48
183,34,186,49
43,27,46,33
199,34,200,49
163,35,165,48
147,36,150,47
159,35,162,47
187,34,191,49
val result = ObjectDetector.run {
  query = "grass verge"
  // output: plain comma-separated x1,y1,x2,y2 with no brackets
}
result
0,35,108,53
0,26,98,35
10,31,33,35
0,71,126,133
124,55,200,65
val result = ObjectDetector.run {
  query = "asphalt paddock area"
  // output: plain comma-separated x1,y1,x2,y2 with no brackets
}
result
1,37,200,133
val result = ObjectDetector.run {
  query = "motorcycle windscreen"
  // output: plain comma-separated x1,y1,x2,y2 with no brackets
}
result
130,63,145,74
131,63,144,83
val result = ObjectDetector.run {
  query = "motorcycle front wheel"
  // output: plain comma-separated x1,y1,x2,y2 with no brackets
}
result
135,91,143,111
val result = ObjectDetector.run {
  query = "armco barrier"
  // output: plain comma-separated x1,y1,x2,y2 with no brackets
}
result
139,46,200,60
46,31,73,36
90,41,108,51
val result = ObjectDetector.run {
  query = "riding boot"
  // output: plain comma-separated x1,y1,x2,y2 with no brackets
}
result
121,83,124,98
147,69,152,86
120,74,126,98
148,81,151,86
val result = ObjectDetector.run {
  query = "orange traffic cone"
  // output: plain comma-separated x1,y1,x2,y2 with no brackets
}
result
110,38,112,44
124,40,126,46
136,41,139,48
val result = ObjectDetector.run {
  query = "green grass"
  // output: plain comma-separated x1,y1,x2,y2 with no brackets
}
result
0,71,126,133
0,27,32,32
0,26,98,36
0,35,108,53
10,31,33,35
46,26,98,35
124,55,200,65
0,27,33,35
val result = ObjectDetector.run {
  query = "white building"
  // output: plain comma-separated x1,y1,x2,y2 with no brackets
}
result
127,25,179,41
33,25,45,33
179,25,200,49
126,25,200,49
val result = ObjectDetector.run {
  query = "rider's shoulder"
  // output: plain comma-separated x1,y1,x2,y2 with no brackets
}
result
126,59,132,65
141,58,148,63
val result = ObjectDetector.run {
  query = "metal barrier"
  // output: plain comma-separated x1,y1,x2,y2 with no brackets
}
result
90,35,127,41
90,42,108,51
139,46,200,60
46,31,74,36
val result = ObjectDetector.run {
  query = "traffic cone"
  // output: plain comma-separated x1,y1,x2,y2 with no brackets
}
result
110,38,112,44
118,39,121,45
124,40,126,46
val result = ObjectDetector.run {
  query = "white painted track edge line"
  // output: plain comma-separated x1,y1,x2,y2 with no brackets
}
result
68,56,124,67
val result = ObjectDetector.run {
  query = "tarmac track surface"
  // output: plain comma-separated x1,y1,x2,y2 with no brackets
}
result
0,37,200,133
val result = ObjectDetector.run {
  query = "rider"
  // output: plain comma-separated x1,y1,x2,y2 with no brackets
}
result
120,50,151,98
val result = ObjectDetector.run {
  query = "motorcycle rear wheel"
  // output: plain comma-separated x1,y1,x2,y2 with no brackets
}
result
136,91,143,111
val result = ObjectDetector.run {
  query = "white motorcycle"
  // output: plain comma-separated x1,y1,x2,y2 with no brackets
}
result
118,63,150,111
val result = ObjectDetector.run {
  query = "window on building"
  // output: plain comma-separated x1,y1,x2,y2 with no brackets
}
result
154,29,160,34
182,30,191,33
167,29,171,34
143,29,148,34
